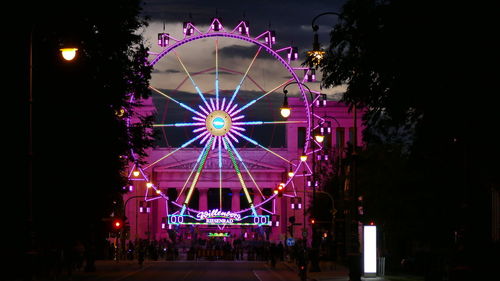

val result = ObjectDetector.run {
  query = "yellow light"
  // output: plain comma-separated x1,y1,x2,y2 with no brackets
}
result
307,50,326,66
132,170,140,177
315,134,325,143
155,189,161,194
288,171,294,177
300,155,308,162
60,48,78,61
146,182,153,188
280,107,291,118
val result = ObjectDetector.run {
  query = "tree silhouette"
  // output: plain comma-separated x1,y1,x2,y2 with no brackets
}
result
319,0,498,279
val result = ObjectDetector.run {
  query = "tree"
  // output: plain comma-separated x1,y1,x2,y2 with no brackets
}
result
319,0,498,278
20,0,154,272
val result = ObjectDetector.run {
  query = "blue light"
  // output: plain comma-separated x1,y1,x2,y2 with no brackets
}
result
213,117,225,129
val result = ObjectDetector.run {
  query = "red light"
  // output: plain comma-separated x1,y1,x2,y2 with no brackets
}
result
113,219,123,230
278,185,284,191
369,221,374,226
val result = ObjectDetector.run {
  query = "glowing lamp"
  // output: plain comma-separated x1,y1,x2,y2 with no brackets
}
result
155,189,161,194
280,107,291,118
280,90,291,118
363,225,377,276
132,170,140,177
112,218,123,230
288,171,294,177
60,48,78,61
315,134,325,143
146,182,153,188
300,155,308,162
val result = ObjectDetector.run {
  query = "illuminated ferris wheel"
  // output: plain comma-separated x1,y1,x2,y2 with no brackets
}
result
128,18,318,228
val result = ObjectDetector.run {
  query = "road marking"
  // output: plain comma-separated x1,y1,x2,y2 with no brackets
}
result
181,270,193,281
252,270,264,281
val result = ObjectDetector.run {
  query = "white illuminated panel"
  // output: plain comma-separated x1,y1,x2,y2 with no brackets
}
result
363,225,377,275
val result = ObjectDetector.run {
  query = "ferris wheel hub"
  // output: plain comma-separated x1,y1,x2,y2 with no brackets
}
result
205,110,232,136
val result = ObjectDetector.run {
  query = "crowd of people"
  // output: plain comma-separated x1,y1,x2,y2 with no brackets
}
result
112,237,287,265
28,235,307,280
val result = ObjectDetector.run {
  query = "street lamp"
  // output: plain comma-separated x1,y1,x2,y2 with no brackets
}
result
307,12,341,68
282,81,327,272
27,28,81,276
307,11,365,278
280,89,291,118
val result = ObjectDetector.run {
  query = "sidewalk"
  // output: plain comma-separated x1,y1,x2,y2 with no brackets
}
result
283,260,389,281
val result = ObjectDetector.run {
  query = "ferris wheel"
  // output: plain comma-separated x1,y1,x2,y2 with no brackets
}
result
128,18,318,228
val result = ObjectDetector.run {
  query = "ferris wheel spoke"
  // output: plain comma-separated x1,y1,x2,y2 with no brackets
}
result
223,137,258,217
181,136,215,215
217,136,223,210
229,129,296,166
231,78,293,116
215,39,220,110
225,47,262,111
149,86,205,118
153,122,205,128
173,50,212,111
232,120,307,126
145,132,208,169
225,136,265,199
176,137,213,203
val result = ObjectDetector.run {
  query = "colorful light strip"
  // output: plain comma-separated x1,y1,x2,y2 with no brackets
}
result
226,137,265,199
183,137,214,209
223,137,258,217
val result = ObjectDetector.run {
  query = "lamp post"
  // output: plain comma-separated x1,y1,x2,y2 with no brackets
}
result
308,11,362,280
307,12,341,69
27,27,79,270
282,81,326,272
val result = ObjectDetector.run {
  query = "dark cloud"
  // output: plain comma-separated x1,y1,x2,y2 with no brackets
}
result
141,0,346,51
152,69,181,74
215,45,271,60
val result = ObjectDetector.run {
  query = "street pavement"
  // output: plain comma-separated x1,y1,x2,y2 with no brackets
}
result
29,259,389,281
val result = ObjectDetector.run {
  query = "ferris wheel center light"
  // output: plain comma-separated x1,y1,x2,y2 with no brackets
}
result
206,110,232,136
212,117,225,129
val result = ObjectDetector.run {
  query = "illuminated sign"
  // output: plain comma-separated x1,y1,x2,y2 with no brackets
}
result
208,232,229,237
363,225,377,276
168,208,270,226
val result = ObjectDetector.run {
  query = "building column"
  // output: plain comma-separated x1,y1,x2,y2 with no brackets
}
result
199,188,208,211
253,193,262,215
231,188,240,212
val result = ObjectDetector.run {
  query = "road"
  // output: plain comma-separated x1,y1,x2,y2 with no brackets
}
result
55,260,303,281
